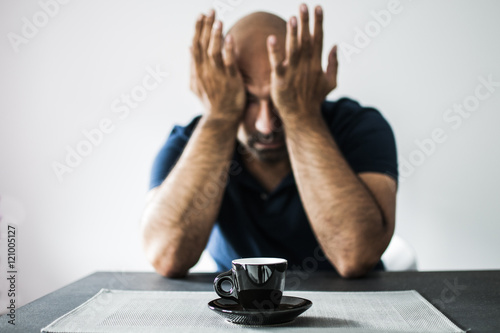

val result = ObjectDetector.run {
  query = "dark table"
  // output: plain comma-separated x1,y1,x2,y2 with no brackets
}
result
1,270,499,332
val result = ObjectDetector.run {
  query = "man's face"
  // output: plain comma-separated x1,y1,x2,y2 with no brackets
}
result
235,40,288,164
236,79,288,163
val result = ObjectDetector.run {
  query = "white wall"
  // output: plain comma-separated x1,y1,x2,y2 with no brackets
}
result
1,0,499,312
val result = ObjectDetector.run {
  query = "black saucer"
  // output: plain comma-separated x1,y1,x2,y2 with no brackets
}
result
208,295,312,325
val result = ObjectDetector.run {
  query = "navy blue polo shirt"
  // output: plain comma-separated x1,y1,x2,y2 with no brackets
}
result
149,98,398,273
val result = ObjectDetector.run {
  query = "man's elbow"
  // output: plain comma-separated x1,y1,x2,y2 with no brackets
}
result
141,234,189,278
153,258,189,279
146,247,190,278
337,264,370,279
335,256,380,279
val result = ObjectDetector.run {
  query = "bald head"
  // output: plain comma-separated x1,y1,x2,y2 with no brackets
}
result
226,12,287,84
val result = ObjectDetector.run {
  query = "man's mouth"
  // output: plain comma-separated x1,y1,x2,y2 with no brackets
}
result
253,141,285,149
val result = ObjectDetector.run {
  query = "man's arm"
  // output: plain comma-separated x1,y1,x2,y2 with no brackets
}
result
283,114,396,278
141,117,239,278
141,11,245,278
266,4,396,278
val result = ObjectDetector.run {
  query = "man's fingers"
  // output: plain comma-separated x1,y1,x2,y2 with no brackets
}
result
298,3,312,58
208,21,224,69
286,16,299,67
325,45,338,89
223,34,238,76
200,9,215,55
192,14,205,63
312,6,324,68
267,35,285,76
189,47,199,94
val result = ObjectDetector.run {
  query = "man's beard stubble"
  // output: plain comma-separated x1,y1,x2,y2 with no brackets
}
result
244,130,288,164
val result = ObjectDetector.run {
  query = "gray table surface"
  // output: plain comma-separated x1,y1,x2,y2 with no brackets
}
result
0,270,499,332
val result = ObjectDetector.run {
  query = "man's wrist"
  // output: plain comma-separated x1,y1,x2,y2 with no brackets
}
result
202,111,242,129
280,104,323,130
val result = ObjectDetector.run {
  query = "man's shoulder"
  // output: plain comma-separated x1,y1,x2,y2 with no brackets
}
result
321,97,391,135
321,97,398,178
322,97,384,121
170,115,202,136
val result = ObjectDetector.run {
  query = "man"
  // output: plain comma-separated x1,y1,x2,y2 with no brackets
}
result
140,4,398,279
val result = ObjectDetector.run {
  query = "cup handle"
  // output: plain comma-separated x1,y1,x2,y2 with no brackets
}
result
214,270,238,302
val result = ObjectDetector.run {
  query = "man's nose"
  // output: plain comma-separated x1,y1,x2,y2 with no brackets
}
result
255,101,276,135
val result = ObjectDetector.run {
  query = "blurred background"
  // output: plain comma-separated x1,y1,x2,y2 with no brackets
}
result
1,0,499,313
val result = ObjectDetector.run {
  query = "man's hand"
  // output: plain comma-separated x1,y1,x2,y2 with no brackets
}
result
190,10,246,121
266,4,338,119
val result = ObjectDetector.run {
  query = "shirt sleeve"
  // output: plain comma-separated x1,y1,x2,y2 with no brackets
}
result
341,108,399,182
149,116,201,189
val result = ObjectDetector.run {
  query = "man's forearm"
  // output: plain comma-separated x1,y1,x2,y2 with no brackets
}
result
283,112,391,277
141,115,239,277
